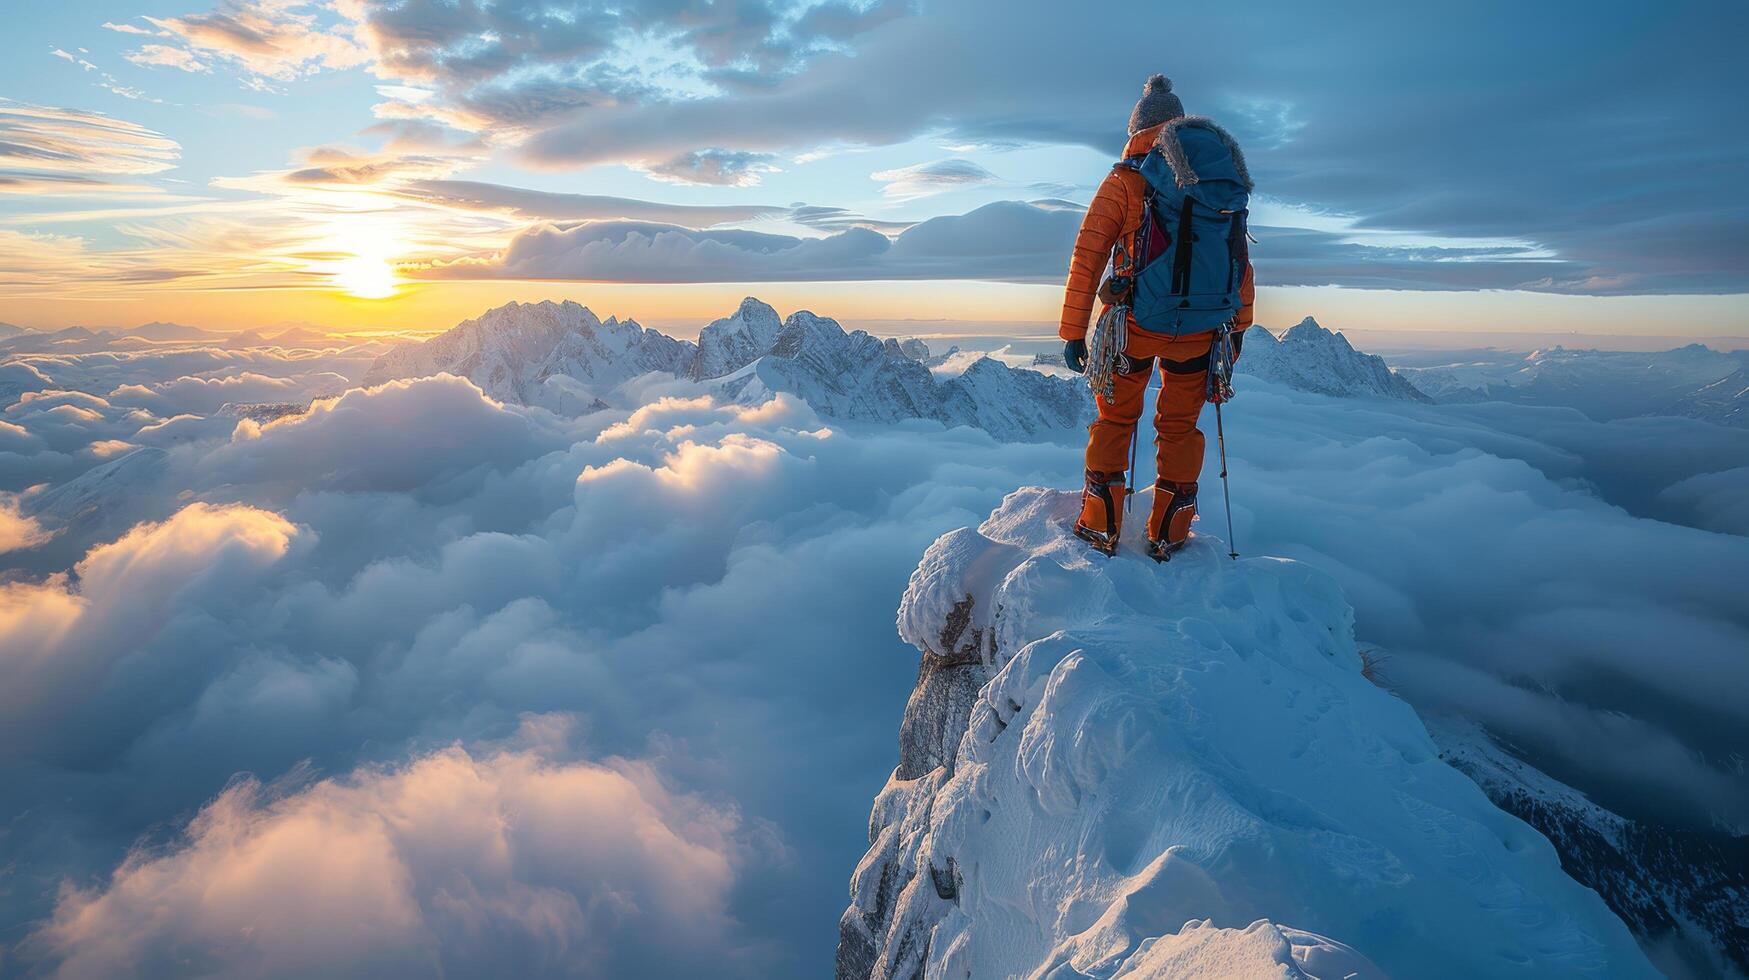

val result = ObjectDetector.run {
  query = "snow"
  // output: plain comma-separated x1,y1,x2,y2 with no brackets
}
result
362,299,1089,439
1240,318,1430,402
688,297,785,380
843,487,1654,979
360,299,696,409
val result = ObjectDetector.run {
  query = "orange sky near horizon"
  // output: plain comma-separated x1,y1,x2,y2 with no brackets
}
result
8,280,1749,343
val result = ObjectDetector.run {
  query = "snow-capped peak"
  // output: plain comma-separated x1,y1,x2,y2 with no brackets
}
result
839,488,1652,979
688,296,784,380
1239,316,1430,402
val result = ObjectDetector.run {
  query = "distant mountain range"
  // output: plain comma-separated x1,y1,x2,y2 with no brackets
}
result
361,300,1459,441
1393,344,1749,427
363,297,1092,440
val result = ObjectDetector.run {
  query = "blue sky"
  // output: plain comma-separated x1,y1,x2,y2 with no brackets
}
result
3,0,1747,336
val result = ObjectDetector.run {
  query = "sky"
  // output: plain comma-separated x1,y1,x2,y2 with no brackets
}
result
3,0,1747,338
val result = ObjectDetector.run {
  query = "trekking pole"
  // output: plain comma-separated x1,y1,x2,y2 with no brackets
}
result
1213,398,1239,560
1125,417,1140,514
1211,321,1240,560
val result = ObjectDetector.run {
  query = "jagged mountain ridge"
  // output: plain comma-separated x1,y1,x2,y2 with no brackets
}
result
838,488,1652,979
1239,317,1431,402
363,297,1091,439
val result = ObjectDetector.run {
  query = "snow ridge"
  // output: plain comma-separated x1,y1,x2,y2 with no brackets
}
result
838,488,1652,979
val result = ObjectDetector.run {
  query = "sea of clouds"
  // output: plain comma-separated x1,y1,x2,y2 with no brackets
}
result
1,336,1745,977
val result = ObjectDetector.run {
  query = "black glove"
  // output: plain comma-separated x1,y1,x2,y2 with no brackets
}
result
1065,339,1088,374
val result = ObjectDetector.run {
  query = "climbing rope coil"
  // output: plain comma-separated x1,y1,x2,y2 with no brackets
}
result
1085,302,1129,401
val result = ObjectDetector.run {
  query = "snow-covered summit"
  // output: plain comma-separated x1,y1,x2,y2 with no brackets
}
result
1240,317,1430,402
361,299,694,408
688,296,785,381
838,488,1651,979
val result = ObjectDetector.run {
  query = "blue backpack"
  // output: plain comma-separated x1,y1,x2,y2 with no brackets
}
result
1118,118,1253,337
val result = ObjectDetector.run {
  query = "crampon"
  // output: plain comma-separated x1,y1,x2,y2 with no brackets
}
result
1145,534,1190,563
1074,522,1121,557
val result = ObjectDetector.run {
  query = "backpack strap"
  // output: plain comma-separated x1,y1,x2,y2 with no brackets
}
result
1224,209,1248,292
1169,196,1196,295
1113,154,1155,278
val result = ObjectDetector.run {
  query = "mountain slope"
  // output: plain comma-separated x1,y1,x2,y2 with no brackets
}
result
709,310,1087,439
688,296,785,380
1433,720,1749,978
1240,318,1430,402
1665,366,1749,428
1395,344,1749,426
838,488,1652,979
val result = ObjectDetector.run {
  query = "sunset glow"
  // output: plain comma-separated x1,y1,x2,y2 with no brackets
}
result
2,1,1744,340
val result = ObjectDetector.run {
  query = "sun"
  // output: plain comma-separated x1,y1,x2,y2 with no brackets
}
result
333,253,399,300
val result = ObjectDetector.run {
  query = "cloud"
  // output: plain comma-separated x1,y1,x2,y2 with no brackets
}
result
103,21,168,37
496,0,1749,295
105,370,341,416
0,493,55,552
209,374,566,493
642,149,783,187
335,0,908,138
141,1,368,82
0,100,179,177
0,501,300,752
2,324,1746,975
27,738,750,980
0,356,1061,976
416,200,1080,283
124,44,211,73
397,178,783,226
787,204,915,235
871,158,997,200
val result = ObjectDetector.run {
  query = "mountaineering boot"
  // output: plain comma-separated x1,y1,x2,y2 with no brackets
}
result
1074,469,1126,557
1146,479,1198,562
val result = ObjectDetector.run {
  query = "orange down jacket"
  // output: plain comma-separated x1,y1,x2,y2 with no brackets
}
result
1059,123,1255,362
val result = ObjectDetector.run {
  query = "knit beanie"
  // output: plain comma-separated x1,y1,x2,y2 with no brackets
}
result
1128,74,1185,134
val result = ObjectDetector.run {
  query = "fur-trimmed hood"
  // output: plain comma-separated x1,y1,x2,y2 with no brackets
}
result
1155,116,1253,191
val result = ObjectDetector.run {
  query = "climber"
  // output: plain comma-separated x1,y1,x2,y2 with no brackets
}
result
1061,74,1255,560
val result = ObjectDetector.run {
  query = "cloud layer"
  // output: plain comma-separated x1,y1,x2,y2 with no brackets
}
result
1,318,1746,975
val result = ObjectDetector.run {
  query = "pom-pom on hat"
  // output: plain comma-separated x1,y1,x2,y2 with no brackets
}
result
1128,74,1186,134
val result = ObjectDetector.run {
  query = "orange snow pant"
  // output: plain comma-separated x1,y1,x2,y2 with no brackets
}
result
1084,348,1211,484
